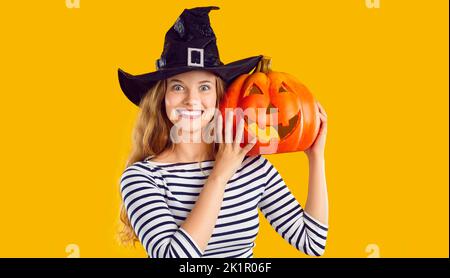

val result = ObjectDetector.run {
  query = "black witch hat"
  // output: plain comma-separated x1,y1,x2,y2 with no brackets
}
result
118,6,262,106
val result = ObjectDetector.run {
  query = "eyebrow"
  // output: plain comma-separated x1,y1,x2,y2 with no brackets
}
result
168,79,184,84
168,79,212,84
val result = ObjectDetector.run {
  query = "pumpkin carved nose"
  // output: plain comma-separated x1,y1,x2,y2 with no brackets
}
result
264,103,285,128
256,108,277,129
266,103,277,113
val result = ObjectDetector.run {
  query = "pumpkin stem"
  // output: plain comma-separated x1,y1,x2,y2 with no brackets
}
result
254,56,272,73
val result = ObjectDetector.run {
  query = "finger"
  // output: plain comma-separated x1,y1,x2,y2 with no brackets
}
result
234,118,245,146
318,114,328,132
225,110,234,144
215,112,223,143
319,112,327,124
316,101,327,117
316,101,323,113
241,136,257,154
319,114,328,130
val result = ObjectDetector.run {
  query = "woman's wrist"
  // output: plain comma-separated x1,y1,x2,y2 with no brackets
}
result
307,152,325,163
208,170,229,186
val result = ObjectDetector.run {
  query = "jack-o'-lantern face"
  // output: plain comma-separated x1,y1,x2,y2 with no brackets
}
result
219,57,320,155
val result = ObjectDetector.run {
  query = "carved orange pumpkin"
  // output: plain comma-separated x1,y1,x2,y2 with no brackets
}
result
219,56,320,155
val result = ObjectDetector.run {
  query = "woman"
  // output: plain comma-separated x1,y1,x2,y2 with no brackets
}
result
118,6,329,258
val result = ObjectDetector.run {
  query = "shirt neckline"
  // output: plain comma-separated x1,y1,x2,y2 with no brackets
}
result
144,155,215,167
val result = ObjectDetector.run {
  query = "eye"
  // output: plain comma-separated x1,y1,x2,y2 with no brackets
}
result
278,83,289,93
172,84,184,92
199,85,211,92
245,84,264,96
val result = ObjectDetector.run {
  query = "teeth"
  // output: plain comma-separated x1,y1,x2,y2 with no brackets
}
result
178,110,203,117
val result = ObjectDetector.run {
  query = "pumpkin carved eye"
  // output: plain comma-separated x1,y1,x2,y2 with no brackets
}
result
278,82,289,93
245,85,264,96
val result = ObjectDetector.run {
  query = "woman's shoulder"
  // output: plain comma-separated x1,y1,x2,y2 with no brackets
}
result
120,160,159,184
123,159,153,171
119,160,165,193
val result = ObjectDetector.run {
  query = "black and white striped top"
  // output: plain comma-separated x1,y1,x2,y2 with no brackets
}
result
120,155,328,258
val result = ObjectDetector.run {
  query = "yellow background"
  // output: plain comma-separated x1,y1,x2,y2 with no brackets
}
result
0,0,448,258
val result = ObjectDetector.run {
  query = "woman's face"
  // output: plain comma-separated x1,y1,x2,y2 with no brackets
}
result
165,70,217,139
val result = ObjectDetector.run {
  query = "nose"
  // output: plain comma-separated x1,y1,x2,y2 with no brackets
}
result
183,89,202,107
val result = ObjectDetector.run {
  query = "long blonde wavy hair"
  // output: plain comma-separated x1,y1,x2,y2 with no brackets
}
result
119,74,226,245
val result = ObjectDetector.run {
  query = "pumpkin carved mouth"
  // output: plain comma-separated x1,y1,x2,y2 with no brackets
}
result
244,110,300,143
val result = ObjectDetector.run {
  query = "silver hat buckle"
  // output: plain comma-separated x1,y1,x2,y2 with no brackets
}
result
187,47,204,67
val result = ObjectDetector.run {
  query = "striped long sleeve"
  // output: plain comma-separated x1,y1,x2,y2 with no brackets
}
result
120,165,203,258
258,158,328,256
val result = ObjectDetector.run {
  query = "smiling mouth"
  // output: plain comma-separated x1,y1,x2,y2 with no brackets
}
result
245,114,300,143
176,109,204,119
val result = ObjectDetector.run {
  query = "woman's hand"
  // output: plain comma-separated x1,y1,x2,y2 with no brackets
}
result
211,110,257,183
305,101,328,160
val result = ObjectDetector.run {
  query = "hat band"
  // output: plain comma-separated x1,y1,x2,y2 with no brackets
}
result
155,47,223,70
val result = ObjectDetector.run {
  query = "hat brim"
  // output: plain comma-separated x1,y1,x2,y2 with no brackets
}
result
118,55,263,106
